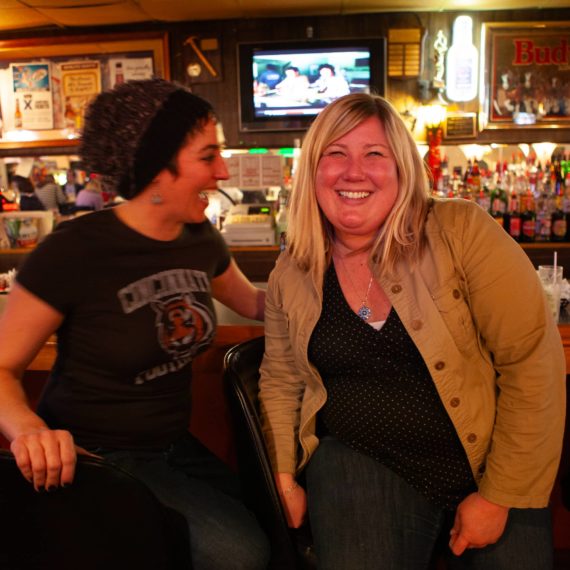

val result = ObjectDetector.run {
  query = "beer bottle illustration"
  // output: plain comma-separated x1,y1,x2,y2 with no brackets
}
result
14,98,22,129
114,62,125,87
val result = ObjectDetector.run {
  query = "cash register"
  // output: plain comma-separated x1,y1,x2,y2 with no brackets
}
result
220,203,276,246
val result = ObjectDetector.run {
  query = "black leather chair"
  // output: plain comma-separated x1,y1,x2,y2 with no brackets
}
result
223,336,316,570
0,449,191,570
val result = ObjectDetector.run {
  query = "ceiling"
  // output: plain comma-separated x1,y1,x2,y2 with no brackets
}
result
1,0,570,34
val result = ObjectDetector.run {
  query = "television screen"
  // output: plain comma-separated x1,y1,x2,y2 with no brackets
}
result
238,39,386,132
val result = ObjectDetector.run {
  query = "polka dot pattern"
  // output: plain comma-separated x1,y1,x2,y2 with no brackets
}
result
308,263,476,509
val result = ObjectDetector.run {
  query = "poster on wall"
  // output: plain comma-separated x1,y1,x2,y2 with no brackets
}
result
59,61,101,131
108,57,154,88
482,21,570,129
10,62,54,130
219,154,284,188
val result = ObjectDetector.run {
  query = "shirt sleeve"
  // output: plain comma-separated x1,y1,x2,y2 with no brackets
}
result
206,223,232,277
456,201,566,507
16,220,83,313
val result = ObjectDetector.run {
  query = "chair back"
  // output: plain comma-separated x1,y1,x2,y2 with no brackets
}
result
224,336,315,570
0,449,190,570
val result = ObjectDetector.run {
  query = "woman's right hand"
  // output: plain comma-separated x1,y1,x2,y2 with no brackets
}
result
275,472,307,528
10,427,77,491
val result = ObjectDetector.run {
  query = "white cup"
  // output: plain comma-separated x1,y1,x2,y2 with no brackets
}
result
538,265,563,322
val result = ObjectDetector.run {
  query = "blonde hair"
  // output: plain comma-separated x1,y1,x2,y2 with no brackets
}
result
287,93,430,282
84,177,103,193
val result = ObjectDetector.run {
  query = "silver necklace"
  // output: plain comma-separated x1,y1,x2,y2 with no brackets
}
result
338,257,374,321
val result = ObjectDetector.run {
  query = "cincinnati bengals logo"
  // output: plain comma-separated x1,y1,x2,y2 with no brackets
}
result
151,294,214,358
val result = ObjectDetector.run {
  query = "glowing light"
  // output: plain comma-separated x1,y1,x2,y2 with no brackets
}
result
533,142,558,167
458,144,491,161
446,15,478,102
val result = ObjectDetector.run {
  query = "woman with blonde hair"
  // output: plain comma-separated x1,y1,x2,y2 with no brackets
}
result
258,92,565,569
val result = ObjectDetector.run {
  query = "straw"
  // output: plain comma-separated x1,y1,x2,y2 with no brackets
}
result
553,251,558,285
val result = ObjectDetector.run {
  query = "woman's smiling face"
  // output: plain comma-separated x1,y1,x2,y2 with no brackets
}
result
315,115,399,246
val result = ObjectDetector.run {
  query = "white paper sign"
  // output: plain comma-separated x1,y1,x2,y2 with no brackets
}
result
219,154,285,189
108,57,154,88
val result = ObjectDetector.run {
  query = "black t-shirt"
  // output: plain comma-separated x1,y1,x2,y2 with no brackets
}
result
17,209,231,450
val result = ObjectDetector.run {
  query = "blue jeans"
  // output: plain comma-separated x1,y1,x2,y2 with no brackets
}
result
99,433,270,570
306,436,553,570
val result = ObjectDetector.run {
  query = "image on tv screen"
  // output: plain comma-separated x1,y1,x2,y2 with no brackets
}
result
252,47,371,119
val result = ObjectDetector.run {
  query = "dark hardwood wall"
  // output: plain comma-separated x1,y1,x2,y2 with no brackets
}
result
166,8,570,149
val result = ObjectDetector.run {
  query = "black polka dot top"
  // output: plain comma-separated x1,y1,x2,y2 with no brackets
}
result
308,262,476,509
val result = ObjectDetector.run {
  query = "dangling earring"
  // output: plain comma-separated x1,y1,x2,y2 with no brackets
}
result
151,192,163,205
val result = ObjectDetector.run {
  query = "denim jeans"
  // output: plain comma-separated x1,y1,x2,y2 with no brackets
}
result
306,436,553,570
99,433,270,570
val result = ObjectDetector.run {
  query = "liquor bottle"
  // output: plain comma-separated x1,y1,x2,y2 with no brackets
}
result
535,180,554,242
474,185,490,213
490,181,508,227
520,192,536,243
551,193,567,242
470,160,481,192
506,189,521,241
527,158,538,197
438,155,450,197
14,98,22,129
451,166,463,199
563,172,570,241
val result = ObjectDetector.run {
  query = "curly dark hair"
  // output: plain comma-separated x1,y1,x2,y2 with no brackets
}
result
80,79,214,199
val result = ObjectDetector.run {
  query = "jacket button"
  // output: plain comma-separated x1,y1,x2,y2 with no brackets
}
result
453,289,461,299
434,361,445,370
467,433,477,443
411,319,422,330
450,397,460,407
391,284,402,294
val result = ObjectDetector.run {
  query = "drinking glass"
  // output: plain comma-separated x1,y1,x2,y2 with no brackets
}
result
538,265,564,322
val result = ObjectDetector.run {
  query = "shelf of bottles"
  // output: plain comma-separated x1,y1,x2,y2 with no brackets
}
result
434,149,570,244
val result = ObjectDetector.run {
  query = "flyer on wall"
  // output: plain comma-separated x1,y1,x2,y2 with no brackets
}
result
59,60,102,131
108,57,154,88
10,62,54,130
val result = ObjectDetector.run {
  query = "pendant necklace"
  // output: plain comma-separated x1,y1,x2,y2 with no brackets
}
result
337,256,374,321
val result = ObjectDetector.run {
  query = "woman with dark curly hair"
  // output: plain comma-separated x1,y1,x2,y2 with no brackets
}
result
0,79,269,570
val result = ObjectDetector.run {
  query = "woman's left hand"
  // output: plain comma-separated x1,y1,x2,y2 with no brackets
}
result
449,492,509,556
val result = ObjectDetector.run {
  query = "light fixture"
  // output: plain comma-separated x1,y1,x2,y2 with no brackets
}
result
533,142,558,168
446,15,478,102
458,144,491,162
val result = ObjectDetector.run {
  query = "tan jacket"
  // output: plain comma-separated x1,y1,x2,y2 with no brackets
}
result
259,198,566,509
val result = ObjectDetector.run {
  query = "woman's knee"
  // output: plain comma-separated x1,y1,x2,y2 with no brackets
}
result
190,521,270,570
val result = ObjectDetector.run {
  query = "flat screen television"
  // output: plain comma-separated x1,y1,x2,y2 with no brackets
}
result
237,38,386,133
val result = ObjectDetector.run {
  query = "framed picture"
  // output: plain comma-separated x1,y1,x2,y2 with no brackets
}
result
0,31,169,150
480,21,570,131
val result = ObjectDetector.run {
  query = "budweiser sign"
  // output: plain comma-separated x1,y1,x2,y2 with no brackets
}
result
488,24,570,123
512,39,570,66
